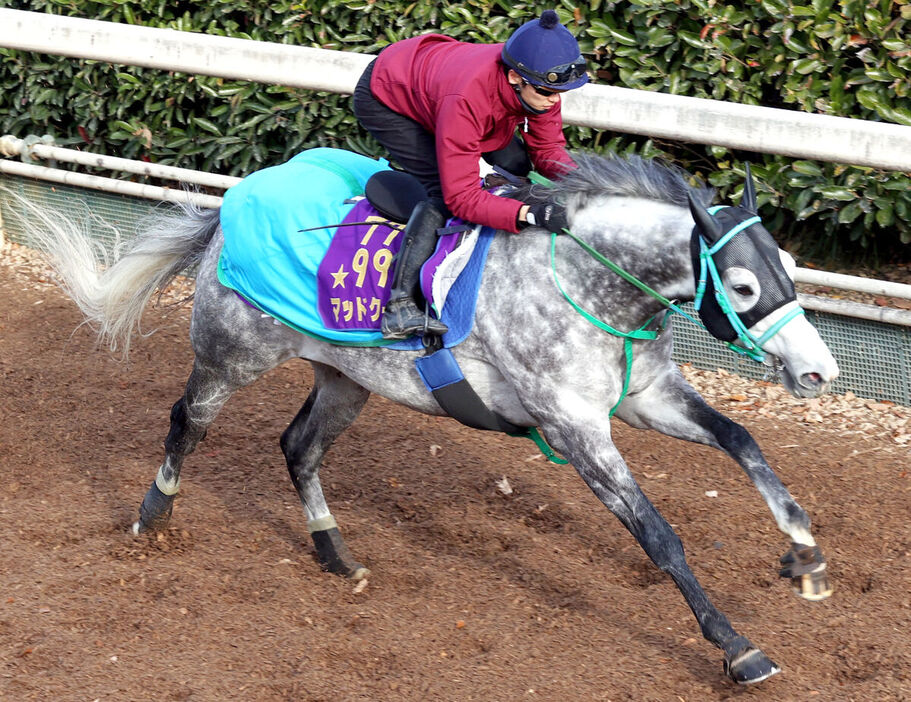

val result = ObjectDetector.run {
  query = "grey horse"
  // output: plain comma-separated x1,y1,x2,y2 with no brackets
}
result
17,151,838,685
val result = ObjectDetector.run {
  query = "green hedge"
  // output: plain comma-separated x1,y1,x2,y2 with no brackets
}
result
1,0,909,262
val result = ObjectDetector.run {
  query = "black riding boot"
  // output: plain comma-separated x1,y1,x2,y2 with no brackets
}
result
381,200,450,340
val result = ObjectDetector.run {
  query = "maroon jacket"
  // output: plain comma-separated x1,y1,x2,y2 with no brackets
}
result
370,35,574,233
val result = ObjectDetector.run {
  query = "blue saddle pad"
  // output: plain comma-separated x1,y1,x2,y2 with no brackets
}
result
216,147,493,349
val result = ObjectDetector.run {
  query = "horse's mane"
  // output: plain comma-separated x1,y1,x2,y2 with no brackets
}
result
506,151,714,210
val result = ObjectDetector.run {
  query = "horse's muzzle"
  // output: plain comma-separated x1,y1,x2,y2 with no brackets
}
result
796,371,832,397
778,361,838,399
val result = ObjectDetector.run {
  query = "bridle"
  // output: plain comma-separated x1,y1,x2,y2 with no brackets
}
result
550,202,802,412
691,205,804,363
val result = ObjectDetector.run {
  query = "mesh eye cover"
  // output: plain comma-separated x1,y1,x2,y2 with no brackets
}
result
691,207,796,341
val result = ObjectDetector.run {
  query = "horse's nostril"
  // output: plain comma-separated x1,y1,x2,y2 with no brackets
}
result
801,372,823,388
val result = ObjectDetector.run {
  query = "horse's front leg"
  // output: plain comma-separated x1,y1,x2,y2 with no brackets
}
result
280,363,371,580
543,421,780,685
615,367,831,601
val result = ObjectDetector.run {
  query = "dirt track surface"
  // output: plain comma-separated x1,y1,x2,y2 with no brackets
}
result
1,244,910,701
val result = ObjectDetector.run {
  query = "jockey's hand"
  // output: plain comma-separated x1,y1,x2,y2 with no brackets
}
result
525,202,568,233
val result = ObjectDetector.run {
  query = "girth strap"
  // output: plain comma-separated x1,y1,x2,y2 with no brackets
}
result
415,348,521,433
415,348,569,464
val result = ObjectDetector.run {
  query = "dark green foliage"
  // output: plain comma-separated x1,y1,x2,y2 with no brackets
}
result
580,0,911,262
1,0,909,262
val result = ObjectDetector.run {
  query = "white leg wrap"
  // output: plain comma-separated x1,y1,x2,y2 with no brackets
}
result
307,515,338,534
155,466,180,496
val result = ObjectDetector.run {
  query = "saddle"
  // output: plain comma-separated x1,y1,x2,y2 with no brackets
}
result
353,170,526,436
363,170,428,224
215,147,539,439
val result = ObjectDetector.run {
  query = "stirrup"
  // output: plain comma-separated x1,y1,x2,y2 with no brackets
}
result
421,301,448,337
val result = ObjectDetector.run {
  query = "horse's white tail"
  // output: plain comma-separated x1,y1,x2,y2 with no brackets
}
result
4,192,220,358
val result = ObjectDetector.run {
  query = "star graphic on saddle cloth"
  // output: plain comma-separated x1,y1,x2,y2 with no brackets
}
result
330,264,349,288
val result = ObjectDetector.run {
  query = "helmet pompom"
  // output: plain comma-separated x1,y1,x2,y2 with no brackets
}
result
539,10,559,29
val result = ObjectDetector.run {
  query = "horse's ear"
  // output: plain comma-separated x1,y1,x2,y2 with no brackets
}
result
741,162,758,213
687,191,722,242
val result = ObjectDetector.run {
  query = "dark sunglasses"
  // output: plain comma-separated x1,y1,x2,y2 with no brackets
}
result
522,80,562,97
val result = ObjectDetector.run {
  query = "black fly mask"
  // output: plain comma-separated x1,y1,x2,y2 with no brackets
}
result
687,166,799,359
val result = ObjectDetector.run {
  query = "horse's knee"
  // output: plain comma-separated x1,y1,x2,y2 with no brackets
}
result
635,520,687,573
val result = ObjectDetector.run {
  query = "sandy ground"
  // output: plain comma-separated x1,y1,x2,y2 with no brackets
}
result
1,242,909,701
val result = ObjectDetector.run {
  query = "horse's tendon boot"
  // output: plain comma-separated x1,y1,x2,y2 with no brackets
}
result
134,479,176,533
779,543,832,600
310,527,370,580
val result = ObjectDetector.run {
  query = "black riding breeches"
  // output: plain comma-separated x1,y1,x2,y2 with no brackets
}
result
352,59,445,204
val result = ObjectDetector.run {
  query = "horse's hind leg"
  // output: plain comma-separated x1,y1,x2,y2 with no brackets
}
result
280,363,370,580
616,368,831,601
132,360,240,534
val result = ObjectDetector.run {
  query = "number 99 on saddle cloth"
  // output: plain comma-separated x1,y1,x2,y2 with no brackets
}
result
216,147,493,350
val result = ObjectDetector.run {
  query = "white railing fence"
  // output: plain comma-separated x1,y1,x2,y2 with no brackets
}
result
3,9,911,170
1,8,910,327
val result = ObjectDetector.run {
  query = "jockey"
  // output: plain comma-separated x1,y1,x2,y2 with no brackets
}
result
352,9,588,339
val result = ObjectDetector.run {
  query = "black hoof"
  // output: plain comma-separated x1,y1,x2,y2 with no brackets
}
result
779,543,832,601
724,646,781,685
311,527,370,580
133,481,175,534
791,568,833,600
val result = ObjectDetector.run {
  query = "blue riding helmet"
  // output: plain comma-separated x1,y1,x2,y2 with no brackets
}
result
501,10,589,91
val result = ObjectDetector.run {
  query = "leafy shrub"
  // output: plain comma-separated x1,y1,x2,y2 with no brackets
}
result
1,0,909,262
